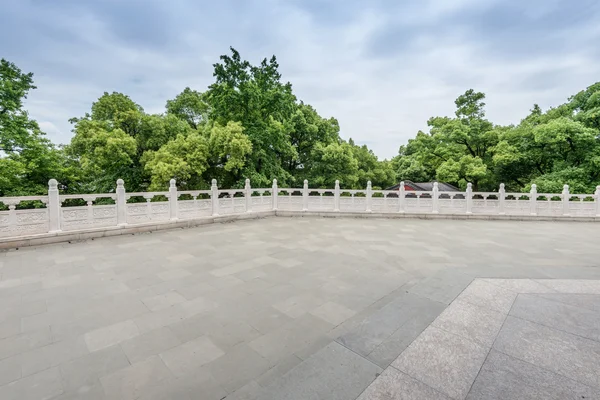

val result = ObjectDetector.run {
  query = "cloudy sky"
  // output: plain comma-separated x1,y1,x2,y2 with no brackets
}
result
2,0,599,159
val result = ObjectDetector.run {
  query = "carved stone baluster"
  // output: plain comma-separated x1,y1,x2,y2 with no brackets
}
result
595,186,600,217
334,180,340,212
169,179,178,220
366,181,372,212
530,184,537,216
7,201,18,232
144,196,153,220
466,183,473,214
432,182,439,214
499,184,505,215
116,179,127,226
272,179,278,211
398,181,405,213
86,198,94,223
211,179,219,216
245,179,252,213
302,180,309,211
48,179,61,232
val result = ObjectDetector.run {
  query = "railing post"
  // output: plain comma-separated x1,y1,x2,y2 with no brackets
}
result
466,183,473,214
334,180,340,212
272,179,278,211
562,184,570,216
302,180,309,211
398,181,405,213
7,201,18,232
499,183,506,215
245,178,252,213
48,179,61,232
211,179,219,216
366,181,372,212
530,184,537,216
116,179,127,226
432,182,439,214
169,179,178,220
595,186,600,217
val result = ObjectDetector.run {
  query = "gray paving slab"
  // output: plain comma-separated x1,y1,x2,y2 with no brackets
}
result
431,299,506,347
494,316,600,389
257,342,382,400
59,345,130,395
467,350,600,400
366,307,442,368
100,356,173,399
405,269,474,305
2,218,600,398
392,325,489,399
159,336,225,378
357,367,451,400
0,367,63,400
533,292,600,312
120,326,182,364
510,293,600,342
207,343,271,393
337,293,445,357
454,278,517,314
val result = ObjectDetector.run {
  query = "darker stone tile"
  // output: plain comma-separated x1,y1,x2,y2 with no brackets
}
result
392,326,488,400
467,350,600,399
494,316,600,389
337,293,445,357
357,367,451,400
257,342,381,400
405,269,473,304
510,294,600,342
533,293,600,313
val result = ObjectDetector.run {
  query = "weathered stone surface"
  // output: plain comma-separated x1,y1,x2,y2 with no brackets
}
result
510,293,600,342
100,356,173,399
337,293,445,357
467,350,600,399
357,367,450,400
494,316,600,389
455,279,517,314
0,367,63,400
120,327,182,364
84,320,140,352
159,336,225,377
432,299,505,346
533,292,600,312
392,325,489,399
207,343,271,393
2,219,600,399
257,342,381,400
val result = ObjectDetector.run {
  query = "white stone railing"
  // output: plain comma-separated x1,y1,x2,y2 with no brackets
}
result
2,179,600,239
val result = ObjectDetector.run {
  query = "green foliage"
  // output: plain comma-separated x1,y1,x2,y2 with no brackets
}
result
5,51,599,198
394,85,600,193
0,59,78,196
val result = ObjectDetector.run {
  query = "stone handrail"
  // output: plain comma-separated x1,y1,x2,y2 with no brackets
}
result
2,179,600,240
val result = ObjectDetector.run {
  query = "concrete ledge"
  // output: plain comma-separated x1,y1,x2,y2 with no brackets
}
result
2,209,599,249
0,211,275,250
275,210,600,222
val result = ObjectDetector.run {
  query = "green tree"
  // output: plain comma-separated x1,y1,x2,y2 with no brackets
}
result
0,59,76,196
206,47,297,186
308,141,359,188
166,87,210,129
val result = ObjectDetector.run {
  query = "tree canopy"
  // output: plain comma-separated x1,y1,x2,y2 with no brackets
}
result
392,85,600,193
2,50,600,198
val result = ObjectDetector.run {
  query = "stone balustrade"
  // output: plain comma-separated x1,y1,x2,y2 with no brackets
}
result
2,179,600,243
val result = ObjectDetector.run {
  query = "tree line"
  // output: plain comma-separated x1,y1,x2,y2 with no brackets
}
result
1,48,599,198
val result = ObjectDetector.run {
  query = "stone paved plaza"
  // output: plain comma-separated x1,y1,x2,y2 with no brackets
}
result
1,217,599,399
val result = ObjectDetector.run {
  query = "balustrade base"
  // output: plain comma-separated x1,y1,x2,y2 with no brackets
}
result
2,210,599,250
